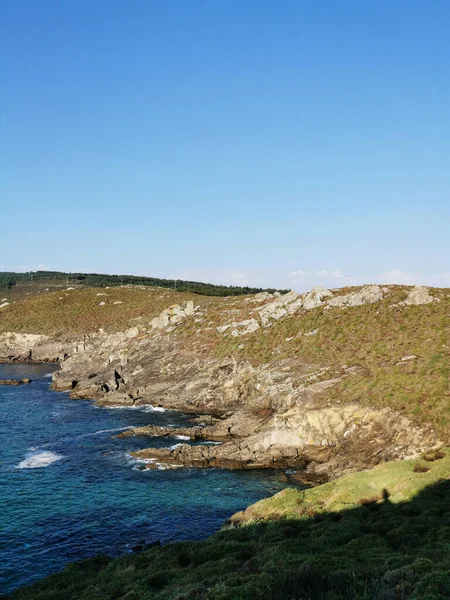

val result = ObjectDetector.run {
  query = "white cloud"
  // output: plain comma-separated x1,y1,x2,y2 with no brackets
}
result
314,269,348,279
175,269,264,288
229,271,249,285
287,270,309,278
372,270,450,287
372,270,423,286
0,264,48,272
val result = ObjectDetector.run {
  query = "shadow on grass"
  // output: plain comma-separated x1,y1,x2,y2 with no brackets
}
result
5,479,450,600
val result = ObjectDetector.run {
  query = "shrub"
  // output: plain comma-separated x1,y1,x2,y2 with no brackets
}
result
413,463,430,473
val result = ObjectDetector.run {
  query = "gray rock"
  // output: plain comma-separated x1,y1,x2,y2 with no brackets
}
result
302,286,333,309
230,319,260,337
150,302,199,330
327,285,383,307
402,286,435,306
257,290,301,325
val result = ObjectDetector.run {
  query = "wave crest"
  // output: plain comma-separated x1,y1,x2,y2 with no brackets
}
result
16,450,64,469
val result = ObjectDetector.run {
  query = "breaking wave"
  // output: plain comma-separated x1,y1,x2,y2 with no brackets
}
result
16,451,64,469
104,404,167,413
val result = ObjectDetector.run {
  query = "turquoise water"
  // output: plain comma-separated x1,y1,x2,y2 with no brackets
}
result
0,363,300,594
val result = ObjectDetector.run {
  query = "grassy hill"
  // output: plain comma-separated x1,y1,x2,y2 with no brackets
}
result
3,283,450,598
0,286,209,334
1,284,450,437
0,270,285,298
6,449,450,600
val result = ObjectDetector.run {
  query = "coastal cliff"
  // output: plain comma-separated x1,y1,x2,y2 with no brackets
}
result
0,283,446,482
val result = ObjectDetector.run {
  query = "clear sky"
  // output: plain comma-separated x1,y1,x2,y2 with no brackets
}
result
2,0,449,291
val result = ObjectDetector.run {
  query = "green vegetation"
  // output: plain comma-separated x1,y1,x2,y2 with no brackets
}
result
3,284,450,597
2,284,450,439
0,271,286,297
6,450,450,599
0,287,210,335
206,286,450,438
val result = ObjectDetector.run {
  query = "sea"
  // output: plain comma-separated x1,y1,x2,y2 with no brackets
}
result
0,362,301,594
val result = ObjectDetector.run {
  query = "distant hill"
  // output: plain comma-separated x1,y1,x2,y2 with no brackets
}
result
0,270,287,297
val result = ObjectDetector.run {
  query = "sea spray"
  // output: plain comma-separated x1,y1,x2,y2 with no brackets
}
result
16,450,64,469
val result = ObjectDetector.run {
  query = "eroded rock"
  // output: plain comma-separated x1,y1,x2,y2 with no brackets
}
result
401,286,435,306
327,285,383,307
150,301,199,329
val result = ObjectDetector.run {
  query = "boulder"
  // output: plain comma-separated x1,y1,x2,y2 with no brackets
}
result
402,286,435,306
0,378,32,386
327,285,383,307
302,286,333,309
150,302,199,330
257,290,301,325
230,319,260,337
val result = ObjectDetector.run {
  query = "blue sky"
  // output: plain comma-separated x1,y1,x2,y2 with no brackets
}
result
2,0,449,291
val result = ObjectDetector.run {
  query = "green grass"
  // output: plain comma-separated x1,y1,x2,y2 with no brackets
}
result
6,449,450,600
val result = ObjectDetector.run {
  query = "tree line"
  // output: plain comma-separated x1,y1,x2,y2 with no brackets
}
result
0,271,288,297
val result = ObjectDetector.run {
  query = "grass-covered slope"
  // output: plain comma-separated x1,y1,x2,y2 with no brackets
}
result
180,284,450,438
6,449,450,600
2,284,450,439
0,270,285,297
0,287,211,334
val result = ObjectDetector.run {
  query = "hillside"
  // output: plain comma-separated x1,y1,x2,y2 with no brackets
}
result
1,283,449,439
0,270,285,298
2,282,450,598
6,449,450,599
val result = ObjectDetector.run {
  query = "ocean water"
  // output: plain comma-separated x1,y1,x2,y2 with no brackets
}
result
0,363,301,594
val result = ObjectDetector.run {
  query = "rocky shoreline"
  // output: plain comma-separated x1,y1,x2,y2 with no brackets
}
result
0,285,442,483
0,378,32,385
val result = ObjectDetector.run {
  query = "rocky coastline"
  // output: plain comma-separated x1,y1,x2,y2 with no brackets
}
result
0,378,32,385
0,284,442,483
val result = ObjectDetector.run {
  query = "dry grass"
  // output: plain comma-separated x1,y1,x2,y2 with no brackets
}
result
0,287,215,334
176,285,450,435
2,283,450,437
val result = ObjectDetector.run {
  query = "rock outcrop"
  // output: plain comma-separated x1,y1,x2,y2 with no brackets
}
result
217,286,387,336
401,286,435,306
131,401,438,480
0,378,32,385
150,301,198,330
327,285,383,307
0,283,443,483
0,333,67,362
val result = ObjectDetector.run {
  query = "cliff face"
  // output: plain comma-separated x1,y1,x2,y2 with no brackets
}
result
0,284,445,482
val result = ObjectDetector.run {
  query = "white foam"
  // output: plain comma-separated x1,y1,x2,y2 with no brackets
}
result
79,426,133,438
174,435,190,441
17,450,64,469
169,443,183,450
43,372,54,378
135,457,157,464
104,404,167,413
